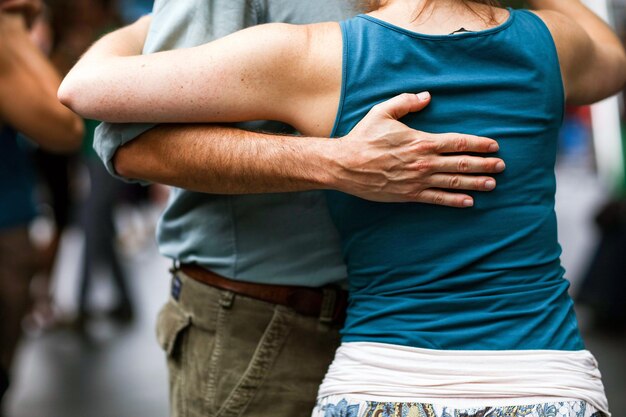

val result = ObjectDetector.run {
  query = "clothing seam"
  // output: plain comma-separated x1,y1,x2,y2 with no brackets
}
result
330,21,349,138
206,296,229,413
356,7,515,42
216,306,295,417
250,0,265,24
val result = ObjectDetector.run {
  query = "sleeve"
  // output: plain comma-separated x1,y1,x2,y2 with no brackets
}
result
94,122,155,183
93,0,263,183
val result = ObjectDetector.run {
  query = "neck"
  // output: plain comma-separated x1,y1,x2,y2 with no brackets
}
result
369,0,505,35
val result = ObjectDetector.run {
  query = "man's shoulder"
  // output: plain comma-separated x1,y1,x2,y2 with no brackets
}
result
264,0,359,24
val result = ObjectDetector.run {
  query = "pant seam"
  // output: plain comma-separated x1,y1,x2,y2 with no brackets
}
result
216,306,294,417
205,292,230,414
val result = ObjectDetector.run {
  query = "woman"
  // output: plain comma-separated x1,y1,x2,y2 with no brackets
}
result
60,0,626,416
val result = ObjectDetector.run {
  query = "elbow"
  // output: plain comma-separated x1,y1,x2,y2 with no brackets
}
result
57,77,81,115
57,80,85,149
58,73,103,121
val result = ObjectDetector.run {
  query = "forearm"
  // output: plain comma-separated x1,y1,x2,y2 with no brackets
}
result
111,95,505,207
0,13,83,151
114,124,337,193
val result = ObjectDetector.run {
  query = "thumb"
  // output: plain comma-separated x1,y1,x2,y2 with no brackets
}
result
374,91,431,120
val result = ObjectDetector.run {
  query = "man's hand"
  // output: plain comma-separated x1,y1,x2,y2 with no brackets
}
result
331,93,504,207
110,93,503,208
0,0,41,28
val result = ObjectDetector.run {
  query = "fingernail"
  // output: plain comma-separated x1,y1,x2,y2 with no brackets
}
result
489,143,499,152
417,91,430,101
463,199,474,207
485,180,496,190
496,161,506,171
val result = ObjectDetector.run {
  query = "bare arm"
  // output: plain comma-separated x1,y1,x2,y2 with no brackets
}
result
114,94,505,206
529,0,626,104
59,18,342,136
70,16,505,207
0,12,83,152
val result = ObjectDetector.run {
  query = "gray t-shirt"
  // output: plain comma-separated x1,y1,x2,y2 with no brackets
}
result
94,0,360,286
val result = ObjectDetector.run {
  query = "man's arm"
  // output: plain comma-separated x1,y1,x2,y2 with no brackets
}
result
0,10,83,152
114,93,505,207
529,0,626,105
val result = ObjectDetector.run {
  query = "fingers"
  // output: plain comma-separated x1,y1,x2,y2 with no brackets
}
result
371,92,432,120
415,189,474,208
428,174,496,192
427,156,505,174
432,133,500,154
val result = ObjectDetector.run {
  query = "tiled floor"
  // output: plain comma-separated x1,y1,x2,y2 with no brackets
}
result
5,165,626,417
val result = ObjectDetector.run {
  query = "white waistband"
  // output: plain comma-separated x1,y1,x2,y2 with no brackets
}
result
318,342,609,416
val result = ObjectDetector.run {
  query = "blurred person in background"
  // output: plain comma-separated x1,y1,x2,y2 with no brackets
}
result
26,2,77,331
26,0,139,330
71,0,137,329
575,13,626,335
78,116,136,327
577,198,626,333
0,0,83,412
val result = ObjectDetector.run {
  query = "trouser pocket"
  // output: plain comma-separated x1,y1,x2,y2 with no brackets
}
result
156,299,197,417
156,289,296,417
210,305,295,417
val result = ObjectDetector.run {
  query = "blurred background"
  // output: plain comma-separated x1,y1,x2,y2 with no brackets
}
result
0,0,625,416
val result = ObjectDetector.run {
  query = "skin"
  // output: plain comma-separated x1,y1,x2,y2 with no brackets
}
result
63,4,506,208
59,0,626,191
0,0,83,152
527,0,626,104
0,0,40,28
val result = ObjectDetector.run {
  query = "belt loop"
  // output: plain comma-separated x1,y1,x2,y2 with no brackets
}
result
319,287,338,323
169,259,180,274
219,291,235,309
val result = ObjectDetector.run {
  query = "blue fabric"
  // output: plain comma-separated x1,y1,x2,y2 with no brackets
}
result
0,127,37,230
330,10,584,350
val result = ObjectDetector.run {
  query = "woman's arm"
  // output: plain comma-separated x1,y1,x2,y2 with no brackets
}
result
529,0,626,105
0,12,83,152
59,17,341,137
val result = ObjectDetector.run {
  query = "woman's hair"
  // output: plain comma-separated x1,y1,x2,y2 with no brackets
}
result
365,0,503,21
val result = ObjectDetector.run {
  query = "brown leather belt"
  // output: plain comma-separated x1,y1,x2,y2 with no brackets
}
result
178,263,348,324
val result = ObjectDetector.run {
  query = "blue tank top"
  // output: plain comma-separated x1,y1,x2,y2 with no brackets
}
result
329,9,584,351
0,126,37,230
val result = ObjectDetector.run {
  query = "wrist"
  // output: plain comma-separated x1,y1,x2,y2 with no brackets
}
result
297,137,344,190
316,135,378,195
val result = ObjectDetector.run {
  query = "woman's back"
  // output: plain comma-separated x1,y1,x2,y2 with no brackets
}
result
329,8,583,351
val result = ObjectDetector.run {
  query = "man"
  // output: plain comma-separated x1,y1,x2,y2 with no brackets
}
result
92,1,505,416
0,0,83,411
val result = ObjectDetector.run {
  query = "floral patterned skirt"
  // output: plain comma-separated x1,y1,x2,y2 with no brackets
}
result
312,396,607,417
